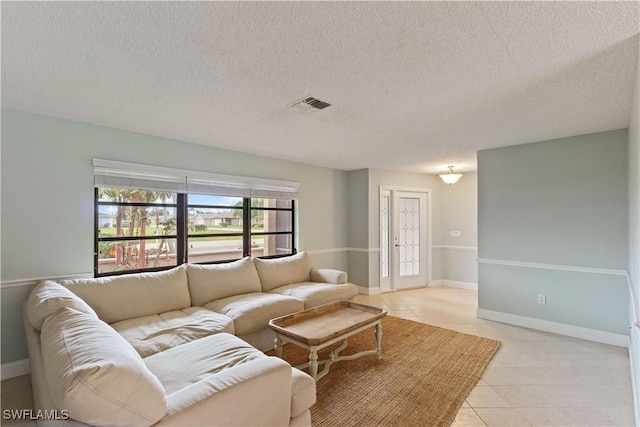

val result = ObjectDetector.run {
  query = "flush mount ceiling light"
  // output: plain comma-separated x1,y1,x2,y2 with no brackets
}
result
439,165,463,185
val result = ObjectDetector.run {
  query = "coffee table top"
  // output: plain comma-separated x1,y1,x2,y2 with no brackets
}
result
269,301,386,346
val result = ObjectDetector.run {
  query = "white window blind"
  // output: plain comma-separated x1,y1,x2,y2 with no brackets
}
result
93,159,300,199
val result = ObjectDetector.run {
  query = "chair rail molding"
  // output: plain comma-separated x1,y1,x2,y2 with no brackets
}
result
306,247,381,255
433,245,478,251
477,258,627,277
1,273,93,289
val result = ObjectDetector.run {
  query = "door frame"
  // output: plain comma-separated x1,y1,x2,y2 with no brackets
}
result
379,186,432,292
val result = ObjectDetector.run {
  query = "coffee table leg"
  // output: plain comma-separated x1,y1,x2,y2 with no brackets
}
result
309,349,319,380
375,322,382,360
274,334,283,358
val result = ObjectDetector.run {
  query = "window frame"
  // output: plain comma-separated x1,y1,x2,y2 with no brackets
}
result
249,201,296,259
95,191,296,277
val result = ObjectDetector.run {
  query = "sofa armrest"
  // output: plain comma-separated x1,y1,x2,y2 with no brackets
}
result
157,357,294,426
310,268,347,284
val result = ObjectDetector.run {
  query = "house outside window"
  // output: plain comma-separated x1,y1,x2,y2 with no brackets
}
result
96,189,179,274
94,160,298,277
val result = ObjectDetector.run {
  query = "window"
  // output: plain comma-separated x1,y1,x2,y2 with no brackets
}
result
186,194,244,264
96,189,179,274
94,160,298,276
250,198,294,258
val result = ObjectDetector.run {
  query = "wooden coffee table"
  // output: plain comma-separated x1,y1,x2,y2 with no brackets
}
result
268,301,387,381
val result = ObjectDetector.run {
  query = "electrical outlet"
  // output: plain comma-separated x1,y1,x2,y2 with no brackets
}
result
450,230,461,237
538,294,546,304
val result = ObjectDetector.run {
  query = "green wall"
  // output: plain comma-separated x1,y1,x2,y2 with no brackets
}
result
627,35,640,423
439,171,478,284
0,109,349,364
346,169,371,288
478,129,629,334
345,167,478,291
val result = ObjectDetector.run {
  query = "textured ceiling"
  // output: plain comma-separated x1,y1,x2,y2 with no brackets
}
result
2,1,639,174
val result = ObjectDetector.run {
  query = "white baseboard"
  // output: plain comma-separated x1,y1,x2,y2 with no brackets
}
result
442,280,478,290
630,323,640,427
630,346,639,427
477,308,629,348
361,282,477,294
429,280,478,290
1,359,30,380
358,286,381,295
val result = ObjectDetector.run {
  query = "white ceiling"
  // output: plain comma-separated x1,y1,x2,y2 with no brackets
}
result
2,1,639,174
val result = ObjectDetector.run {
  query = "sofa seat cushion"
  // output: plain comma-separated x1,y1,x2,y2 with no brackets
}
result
111,307,235,358
202,292,304,335
41,307,167,427
269,282,359,309
186,257,262,306
253,252,313,292
149,342,295,427
61,265,190,324
143,333,268,395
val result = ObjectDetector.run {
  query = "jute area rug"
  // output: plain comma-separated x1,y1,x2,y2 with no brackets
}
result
271,316,501,427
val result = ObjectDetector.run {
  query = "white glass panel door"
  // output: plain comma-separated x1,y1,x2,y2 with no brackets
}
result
379,190,392,292
392,191,428,290
379,187,429,292
381,195,390,278
398,197,420,277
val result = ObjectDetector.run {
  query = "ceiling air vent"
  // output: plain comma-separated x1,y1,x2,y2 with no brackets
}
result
289,96,331,112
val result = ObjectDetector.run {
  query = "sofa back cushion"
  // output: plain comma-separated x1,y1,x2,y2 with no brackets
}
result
41,307,167,426
61,265,190,324
253,252,313,292
186,257,261,306
26,280,98,331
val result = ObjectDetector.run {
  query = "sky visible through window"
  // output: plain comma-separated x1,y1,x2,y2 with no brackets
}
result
98,194,240,216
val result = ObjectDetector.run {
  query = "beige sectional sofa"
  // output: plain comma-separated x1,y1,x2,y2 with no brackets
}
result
23,252,358,426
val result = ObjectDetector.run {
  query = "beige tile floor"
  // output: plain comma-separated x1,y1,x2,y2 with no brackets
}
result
1,287,635,426
354,287,636,427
